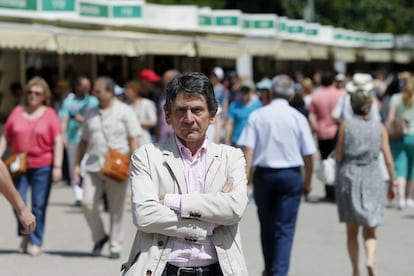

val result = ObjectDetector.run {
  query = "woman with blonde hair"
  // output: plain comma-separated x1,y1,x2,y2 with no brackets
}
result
0,76,63,256
335,73,395,276
386,74,414,209
302,77,314,109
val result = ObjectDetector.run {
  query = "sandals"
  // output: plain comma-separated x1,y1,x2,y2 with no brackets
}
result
367,265,378,276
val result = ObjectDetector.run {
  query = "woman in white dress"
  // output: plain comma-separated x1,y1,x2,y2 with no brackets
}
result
125,81,157,145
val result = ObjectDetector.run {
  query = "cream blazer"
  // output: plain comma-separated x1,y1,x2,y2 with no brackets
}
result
122,135,249,276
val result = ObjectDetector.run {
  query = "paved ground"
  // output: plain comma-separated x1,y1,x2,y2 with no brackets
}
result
1,175,413,276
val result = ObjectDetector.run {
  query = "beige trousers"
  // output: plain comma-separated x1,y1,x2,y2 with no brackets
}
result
82,171,128,253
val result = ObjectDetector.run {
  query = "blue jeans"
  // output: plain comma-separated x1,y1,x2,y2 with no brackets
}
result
14,165,52,246
253,167,303,276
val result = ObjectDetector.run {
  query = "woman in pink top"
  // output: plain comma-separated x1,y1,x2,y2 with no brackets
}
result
0,76,63,256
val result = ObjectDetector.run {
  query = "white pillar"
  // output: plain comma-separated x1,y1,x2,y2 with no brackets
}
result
236,54,253,80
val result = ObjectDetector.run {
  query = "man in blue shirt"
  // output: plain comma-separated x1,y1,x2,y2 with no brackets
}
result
59,76,99,205
238,75,316,276
224,79,262,146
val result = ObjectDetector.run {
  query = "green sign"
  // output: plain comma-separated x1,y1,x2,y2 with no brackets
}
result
305,28,318,36
215,16,238,26
287,25,303,34
0,0,37,10
113,5,141,18
199,15,212,26
243,20,274,29
253,20,274,29
42,0,75,12
79,2,108,17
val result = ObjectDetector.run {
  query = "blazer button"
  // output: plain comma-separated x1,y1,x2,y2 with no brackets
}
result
157,240,164,247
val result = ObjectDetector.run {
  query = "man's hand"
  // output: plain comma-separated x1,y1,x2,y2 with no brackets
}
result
74,114,85,124
222,177,233,193
303,184,311,200
52,167,62,183
16,207,36,234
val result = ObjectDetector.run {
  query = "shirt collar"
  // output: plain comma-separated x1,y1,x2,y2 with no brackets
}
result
271,98,289,106
174,135,207,161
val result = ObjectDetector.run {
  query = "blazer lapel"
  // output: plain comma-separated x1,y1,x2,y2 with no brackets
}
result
204,141,222,192
162,136,187,194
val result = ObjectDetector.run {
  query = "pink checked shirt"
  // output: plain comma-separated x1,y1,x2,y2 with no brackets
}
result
163,136,218,267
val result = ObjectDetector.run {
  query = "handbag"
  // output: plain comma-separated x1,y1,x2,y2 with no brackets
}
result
386,117,409,140
4,116,40,179
102,148,130,182
4,152,27,179
99,114,131,182
316,151,336,186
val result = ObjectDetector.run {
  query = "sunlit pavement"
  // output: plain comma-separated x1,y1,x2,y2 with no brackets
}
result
1,175,413,276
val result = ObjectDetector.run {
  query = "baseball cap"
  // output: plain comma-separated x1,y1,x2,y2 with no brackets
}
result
256,78,272,90
114,84,124,96
140,69,161,82
240,79,255,91
212,66,224,81
335,73,346,82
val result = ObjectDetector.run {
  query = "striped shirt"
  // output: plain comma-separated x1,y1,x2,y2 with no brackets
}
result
163,136,218,267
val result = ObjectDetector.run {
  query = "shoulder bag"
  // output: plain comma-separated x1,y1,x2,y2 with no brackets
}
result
385,117,409,140
100,114,131,182
4,152,27,179
4,116,41,179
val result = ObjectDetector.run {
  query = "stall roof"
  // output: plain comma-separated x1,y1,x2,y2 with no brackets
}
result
276,41,310,61
240,37,279,56
362,49,392,62
0,22,56,51
332,47,356,62
56,30,136,56
196,36,245,59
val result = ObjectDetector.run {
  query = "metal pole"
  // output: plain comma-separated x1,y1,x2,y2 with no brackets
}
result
304,0,314,22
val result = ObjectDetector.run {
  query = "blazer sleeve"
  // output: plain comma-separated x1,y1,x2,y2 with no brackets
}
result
130,145,209,243
180,146,248,226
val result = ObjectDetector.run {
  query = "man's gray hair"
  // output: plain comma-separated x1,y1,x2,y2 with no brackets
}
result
95,76,115,93
271,74,295,99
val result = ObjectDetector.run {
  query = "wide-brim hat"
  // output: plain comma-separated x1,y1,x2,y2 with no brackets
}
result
345,73,374,94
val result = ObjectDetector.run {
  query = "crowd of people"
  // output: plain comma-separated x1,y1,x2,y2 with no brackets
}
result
0,66,413,276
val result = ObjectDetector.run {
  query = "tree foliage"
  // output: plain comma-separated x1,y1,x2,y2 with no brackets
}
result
280,0,414,34
146,0,414,34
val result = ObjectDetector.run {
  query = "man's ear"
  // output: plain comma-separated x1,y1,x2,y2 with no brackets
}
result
209,108,218,125
164,105,171,125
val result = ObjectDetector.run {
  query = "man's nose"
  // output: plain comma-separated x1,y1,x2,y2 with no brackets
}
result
183,109,194,122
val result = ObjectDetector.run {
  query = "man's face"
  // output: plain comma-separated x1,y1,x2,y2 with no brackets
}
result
77,78,91,96
93,81,112,103
165,93,216,145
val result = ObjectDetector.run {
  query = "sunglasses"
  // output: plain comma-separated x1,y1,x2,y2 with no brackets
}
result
28,90,43,96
